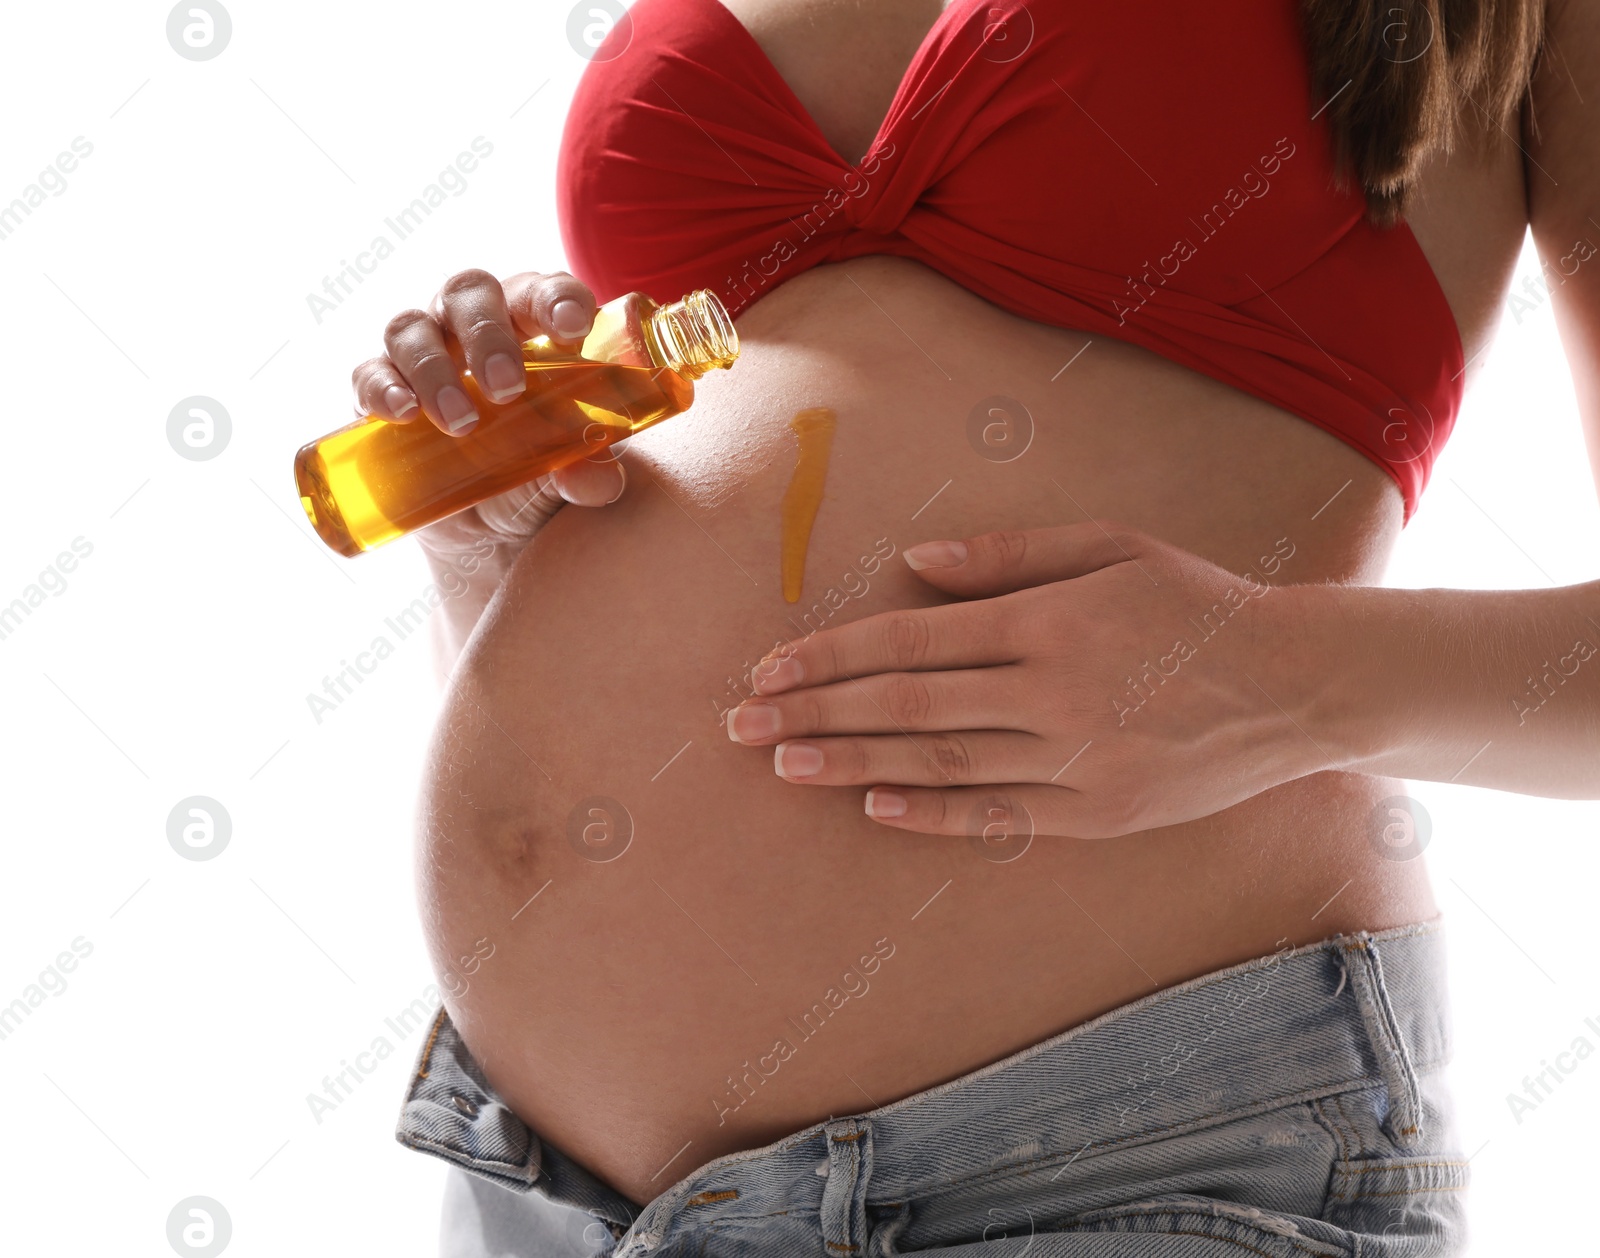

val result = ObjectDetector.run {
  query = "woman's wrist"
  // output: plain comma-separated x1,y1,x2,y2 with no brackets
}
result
417,533,522,684
418,531,517,587
1273,581,1423,775
1277,578,1600,794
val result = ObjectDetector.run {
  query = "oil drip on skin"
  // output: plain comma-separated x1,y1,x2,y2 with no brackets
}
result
780,407,837,602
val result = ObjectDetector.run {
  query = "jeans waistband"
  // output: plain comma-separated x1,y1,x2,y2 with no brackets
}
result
397,922,1450,1252
833,920,1450,1199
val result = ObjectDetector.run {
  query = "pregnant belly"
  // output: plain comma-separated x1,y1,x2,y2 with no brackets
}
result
415,256,1435,1204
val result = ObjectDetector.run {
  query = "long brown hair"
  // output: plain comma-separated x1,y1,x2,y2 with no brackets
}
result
1300,0,1545,224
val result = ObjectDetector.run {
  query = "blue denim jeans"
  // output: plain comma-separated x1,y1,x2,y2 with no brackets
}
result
398,921,1465,1256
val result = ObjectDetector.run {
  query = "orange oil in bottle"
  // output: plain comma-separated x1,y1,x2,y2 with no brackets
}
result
293,289,738,557
296,358,692,557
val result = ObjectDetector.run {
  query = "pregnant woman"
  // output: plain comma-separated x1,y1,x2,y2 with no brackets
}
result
365,0,1597,1253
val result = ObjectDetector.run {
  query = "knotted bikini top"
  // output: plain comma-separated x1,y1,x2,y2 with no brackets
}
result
556,0,1466,520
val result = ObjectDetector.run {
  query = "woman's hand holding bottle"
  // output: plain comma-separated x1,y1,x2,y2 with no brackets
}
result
348,267,629,562
349,268,630,684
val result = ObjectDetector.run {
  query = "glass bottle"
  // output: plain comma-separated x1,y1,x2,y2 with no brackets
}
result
293,288,738,557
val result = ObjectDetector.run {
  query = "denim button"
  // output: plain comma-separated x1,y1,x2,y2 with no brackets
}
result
452,1094,478,1117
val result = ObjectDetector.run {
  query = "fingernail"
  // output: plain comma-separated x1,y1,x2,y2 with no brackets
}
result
726,703,780,743
752,653,803,694
774,742,823,778
483,353,524,403
437,385,479,435
551,298,592,341
903,540,968,570
865,789,907,818
384,385,418,418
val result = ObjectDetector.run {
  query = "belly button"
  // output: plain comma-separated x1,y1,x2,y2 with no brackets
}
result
780,407,837,603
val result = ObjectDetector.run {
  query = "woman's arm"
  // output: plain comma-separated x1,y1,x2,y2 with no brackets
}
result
723,523,1599,838
416,454,625,688
1289,579,1600,796
419,534,521,690
1312,0,1600,795
1527,0,1600,496
1317,0,1600,794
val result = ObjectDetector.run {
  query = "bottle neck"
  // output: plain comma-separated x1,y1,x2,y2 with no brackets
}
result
642,290,739,380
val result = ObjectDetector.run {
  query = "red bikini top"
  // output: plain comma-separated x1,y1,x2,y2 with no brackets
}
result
557,0,1466,521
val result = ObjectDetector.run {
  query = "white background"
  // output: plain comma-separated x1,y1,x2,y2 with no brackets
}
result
0,2,1595,1255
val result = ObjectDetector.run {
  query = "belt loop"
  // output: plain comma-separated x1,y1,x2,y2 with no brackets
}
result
820,1119,873,1256
1341,932,1425,1150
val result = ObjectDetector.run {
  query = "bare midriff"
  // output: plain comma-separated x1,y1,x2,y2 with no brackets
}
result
415,254,1436,1205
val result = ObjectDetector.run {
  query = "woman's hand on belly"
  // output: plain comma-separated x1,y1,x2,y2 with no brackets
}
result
728,519,1327,839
